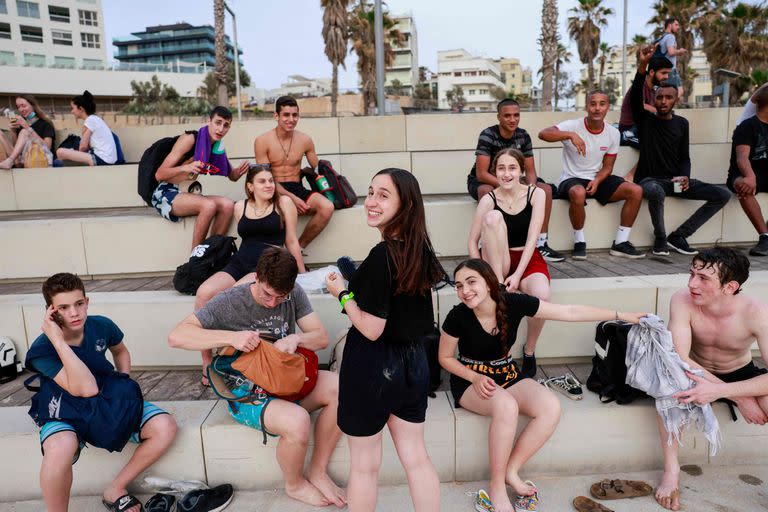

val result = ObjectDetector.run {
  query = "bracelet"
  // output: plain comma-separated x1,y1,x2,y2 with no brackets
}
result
337,289,349,300
339,292,355,310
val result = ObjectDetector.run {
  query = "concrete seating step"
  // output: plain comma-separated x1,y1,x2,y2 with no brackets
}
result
2,389,766,502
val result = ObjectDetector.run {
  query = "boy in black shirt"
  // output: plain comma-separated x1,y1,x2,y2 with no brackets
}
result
727,87,768,256
468,99,564,262
628,45,730,256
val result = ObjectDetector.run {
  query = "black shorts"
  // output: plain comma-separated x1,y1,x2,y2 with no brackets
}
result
468,174,554,201
713,360,768,383
618,124,640,149
556,175,626,206
338,329,429,437
726,173,768,194
280,180,317,202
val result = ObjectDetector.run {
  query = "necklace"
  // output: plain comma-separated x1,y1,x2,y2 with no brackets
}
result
275,128,293,164
249,200,271,218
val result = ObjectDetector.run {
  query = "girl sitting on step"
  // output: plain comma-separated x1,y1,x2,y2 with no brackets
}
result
194,164,306,386
0,94,55,169
439,258,645,512
56,90,117,166
467,148,549,379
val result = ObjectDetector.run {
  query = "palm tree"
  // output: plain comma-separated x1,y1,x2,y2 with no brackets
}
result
597,42,611,88
213,0,228,106
568,0,614,89
321,0,350,117
553,43,572,110
628,34,647,60
348,1,403,115
539,0,559,111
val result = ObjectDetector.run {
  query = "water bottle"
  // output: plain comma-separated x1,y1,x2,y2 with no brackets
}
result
315,175,336,202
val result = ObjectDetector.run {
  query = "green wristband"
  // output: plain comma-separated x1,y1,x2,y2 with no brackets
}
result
339,292,355,310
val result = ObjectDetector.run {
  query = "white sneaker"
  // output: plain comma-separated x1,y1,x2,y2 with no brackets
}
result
544,374,583,400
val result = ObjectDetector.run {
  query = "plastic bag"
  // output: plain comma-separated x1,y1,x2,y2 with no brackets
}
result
295,265,344,293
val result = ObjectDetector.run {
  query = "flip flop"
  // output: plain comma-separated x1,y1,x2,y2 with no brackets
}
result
102,494,143,512
512,480,540,511
573,496,614,511
590,479,652,500
145,493,175,512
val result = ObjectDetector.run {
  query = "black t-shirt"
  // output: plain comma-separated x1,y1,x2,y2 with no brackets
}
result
630,72,691,182
442,292,540,362
15,117,55,148
728,115,768,182
348,241,434,344
469,125,534,178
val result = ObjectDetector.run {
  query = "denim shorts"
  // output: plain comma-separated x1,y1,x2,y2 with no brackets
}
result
39,401,168,464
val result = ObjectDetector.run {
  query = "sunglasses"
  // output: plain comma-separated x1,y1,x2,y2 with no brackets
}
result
198,162,222,175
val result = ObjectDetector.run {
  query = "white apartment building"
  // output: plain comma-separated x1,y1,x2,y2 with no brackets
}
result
268,75,331,100
385,12,418,95
437,49,505,111
0,0,107,70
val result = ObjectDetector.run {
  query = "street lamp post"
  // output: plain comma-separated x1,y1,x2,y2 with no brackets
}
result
223,1,242,121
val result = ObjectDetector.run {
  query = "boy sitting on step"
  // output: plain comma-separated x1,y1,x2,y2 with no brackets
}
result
25,273,178,512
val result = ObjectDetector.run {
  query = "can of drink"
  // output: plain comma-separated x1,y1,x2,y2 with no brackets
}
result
673,178,683,194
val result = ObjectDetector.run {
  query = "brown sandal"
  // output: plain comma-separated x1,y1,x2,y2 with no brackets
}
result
590,479,652,500
573,496,614,512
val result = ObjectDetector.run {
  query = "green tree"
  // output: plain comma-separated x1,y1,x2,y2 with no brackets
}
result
348,1,404,115
445,85,466,111
124,75,210,116
752,69,768,87
200,62,252,104
597,42,612,88
603,75,621,105
568,0,614,88
554,43,572,110
490,86,508,101
321,0,350,117
538,0,559,110
385,78,404,96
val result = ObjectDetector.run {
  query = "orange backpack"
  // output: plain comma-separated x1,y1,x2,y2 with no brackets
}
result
23,141,51,168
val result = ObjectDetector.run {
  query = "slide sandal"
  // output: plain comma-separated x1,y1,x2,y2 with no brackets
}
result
573,496,614,511
590,479,652,500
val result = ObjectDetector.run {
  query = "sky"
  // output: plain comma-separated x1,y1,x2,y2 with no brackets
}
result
103,0,664,91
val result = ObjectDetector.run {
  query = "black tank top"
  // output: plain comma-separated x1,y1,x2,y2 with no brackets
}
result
237,201,285,251
490,187,534,248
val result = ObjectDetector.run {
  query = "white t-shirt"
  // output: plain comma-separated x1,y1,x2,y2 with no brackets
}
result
555,117,620,184
736,98,758,127
84,115,117,164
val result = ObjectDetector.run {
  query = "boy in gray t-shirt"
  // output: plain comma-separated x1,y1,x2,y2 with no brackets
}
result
168,247,347,508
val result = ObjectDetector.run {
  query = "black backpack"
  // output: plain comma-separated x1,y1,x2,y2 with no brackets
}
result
173,235,238,295
137,136,180,207
586,320,648,404
421,324,442,398
305,160,358,210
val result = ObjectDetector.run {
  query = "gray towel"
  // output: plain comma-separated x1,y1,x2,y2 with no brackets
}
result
625,314,721,455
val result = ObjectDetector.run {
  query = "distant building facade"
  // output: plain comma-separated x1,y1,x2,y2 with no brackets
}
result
495,57,532,96
385,12,418,95
437,49,505,111
113,22,242,72
268,75,331,101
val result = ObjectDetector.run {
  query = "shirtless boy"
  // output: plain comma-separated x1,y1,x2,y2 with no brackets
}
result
656,247,768,510
254,96,334,249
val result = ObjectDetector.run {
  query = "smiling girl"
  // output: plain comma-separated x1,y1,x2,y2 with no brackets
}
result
0,94,55,169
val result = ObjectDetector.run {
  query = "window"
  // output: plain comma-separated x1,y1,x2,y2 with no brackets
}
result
0,0,7,14
78,9,98,26
0,22,9,39
80,32,100,48
51,29,72,45
468,89,476,95
453,72,461,77
54,56,75,68
48,5,70,22
479,89,488,94
16,0,39,18
23,53,45,67
82,58,103,69
20,25,43,43
0,51,15,65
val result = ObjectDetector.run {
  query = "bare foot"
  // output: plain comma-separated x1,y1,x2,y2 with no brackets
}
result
0,158,13,170
505,471,536,496
285,479,331,507
308,470,347,507
655,468,681,510
103,486,141,512
488,481,514,512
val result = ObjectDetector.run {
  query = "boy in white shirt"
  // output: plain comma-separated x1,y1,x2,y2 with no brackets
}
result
539,90,645,260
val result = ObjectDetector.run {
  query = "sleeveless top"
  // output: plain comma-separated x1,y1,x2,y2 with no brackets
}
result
490,187,534,248
237,200,286,251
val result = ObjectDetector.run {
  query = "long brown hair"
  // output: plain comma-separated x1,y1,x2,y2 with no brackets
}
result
244,166,284,227
374,168,444,295
489,148,526,178
16,94,52,127
454,258,509,357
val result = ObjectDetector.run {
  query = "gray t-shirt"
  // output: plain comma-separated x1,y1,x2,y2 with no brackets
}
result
659,33,677,66
195,282,313,338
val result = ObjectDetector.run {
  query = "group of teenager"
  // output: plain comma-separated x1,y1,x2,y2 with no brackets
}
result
23,41,768,512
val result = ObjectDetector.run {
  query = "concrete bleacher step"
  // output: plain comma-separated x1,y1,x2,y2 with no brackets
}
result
2,390,766,503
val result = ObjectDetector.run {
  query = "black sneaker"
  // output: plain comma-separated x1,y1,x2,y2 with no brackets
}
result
336,255,357,281
667,234,698,255
652,238,670,256
177,484,234,512
538,243,565,262
749,236,768,256
521,352,537,378
610,241,646,259
572,242,587,260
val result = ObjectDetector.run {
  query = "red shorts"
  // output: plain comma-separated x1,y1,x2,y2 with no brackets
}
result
509,248,550,281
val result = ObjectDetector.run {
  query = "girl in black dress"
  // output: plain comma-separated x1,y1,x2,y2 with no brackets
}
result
325,168,444,512
439,258,644,512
